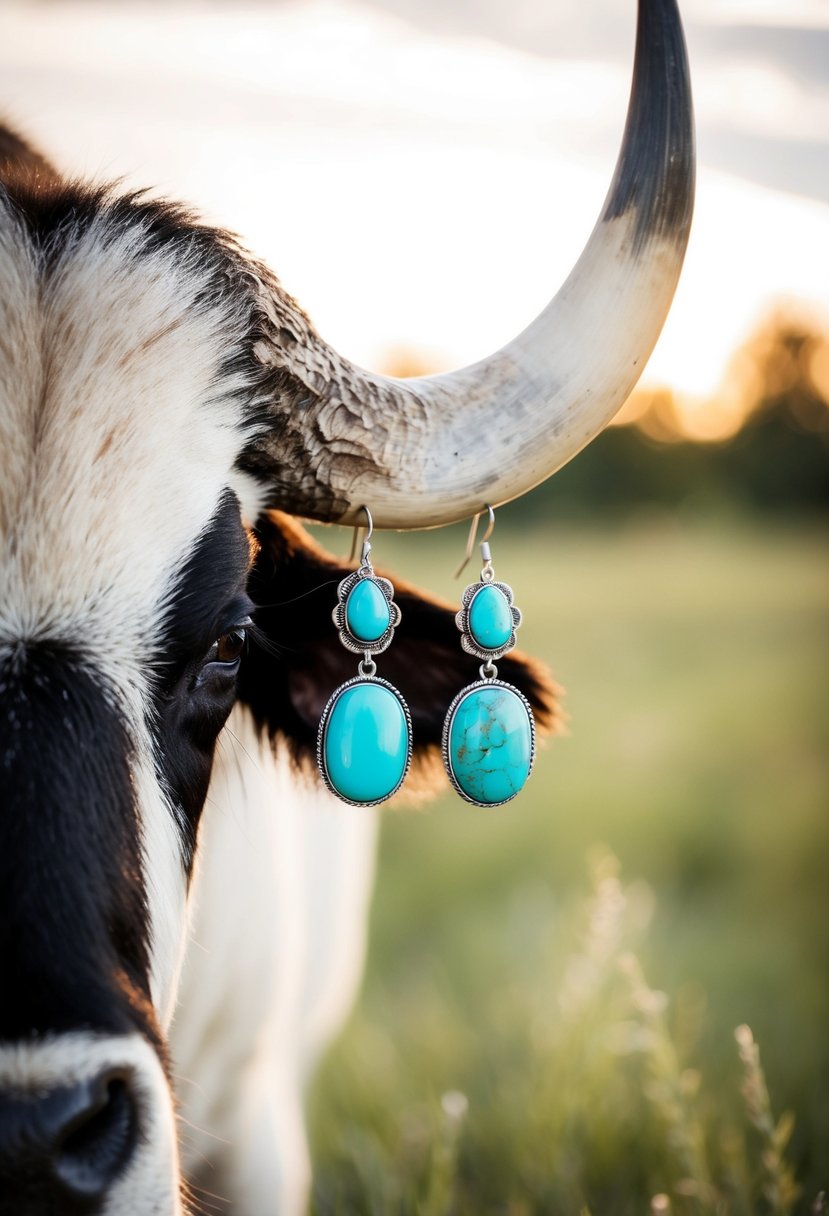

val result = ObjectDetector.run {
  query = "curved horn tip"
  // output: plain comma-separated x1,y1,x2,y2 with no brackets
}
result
249,0,697,531
603,0,695,254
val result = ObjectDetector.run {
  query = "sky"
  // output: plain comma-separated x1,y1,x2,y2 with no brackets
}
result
1,0,828,431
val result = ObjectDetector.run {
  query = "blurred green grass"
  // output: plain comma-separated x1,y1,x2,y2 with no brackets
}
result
308,517,829,1214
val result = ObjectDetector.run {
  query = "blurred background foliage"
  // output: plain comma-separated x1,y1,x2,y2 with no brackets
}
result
307,309,829,1214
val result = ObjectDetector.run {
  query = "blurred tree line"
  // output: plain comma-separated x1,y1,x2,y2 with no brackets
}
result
387,309,829,522
520,310,829,522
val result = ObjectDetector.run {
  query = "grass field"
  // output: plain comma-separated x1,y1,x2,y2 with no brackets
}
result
307,517,829,1215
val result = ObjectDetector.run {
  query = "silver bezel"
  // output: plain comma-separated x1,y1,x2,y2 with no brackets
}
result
317,675,413,807
332,570,401,656
455,579,522,662
441,678,536,808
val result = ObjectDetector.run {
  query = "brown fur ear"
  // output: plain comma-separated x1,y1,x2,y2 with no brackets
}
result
0,124,60,189
238,512,561,794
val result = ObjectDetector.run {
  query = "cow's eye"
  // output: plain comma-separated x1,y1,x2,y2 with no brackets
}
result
216,627,247,664
203,621,250,671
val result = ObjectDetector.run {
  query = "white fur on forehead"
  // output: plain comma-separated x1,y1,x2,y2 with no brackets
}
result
0,194,272,1020
0,196,258,669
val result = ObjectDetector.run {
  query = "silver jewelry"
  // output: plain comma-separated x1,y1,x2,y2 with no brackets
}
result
317,507,412,807
442,506,535,807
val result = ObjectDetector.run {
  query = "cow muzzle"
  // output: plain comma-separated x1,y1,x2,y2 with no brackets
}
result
0,1034,181,1216
0,1068,137,1211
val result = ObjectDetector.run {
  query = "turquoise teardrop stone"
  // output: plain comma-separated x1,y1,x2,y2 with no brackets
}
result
469,584,513,650
448,685,532,805
324,682,409,803
346,579,391,643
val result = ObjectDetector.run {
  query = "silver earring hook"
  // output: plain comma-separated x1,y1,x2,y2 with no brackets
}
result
454,504,495,579
350,504,374,566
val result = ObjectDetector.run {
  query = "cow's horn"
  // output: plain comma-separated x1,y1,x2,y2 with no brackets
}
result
243,0,694,528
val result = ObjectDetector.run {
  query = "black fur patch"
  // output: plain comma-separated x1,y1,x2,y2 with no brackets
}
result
238,513,559,771
152,494,254,872
0,643,156,1044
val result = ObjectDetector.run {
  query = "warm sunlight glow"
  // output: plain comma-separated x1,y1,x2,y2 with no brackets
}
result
673,390,748,443
811,342,829,403
611,385,753,444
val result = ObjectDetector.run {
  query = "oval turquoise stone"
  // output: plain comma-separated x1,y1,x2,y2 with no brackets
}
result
468,585,513,651
324,682,409,804
346,579,391,643
448,685,532,805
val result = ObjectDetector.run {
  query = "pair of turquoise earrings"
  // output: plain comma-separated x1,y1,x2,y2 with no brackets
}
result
316,506,536,808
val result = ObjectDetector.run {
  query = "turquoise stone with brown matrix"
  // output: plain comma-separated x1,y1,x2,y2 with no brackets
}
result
447,684,533,805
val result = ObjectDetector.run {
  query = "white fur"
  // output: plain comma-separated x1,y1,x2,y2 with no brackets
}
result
0,194,252,1013
171,705,378,1215
0,191,379,1212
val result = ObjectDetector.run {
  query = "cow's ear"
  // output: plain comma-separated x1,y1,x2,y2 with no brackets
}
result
238,512,561,793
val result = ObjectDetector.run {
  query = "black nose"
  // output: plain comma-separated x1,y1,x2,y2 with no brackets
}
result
0,1070,138,1212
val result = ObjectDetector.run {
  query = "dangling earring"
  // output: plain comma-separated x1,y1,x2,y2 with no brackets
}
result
317,506,412,806
442,506,535,806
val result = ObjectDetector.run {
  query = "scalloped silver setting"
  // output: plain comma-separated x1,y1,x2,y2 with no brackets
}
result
455,579,522,662
332,568,402,656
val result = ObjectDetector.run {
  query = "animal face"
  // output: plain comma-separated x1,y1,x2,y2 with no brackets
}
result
0,178,273,1213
